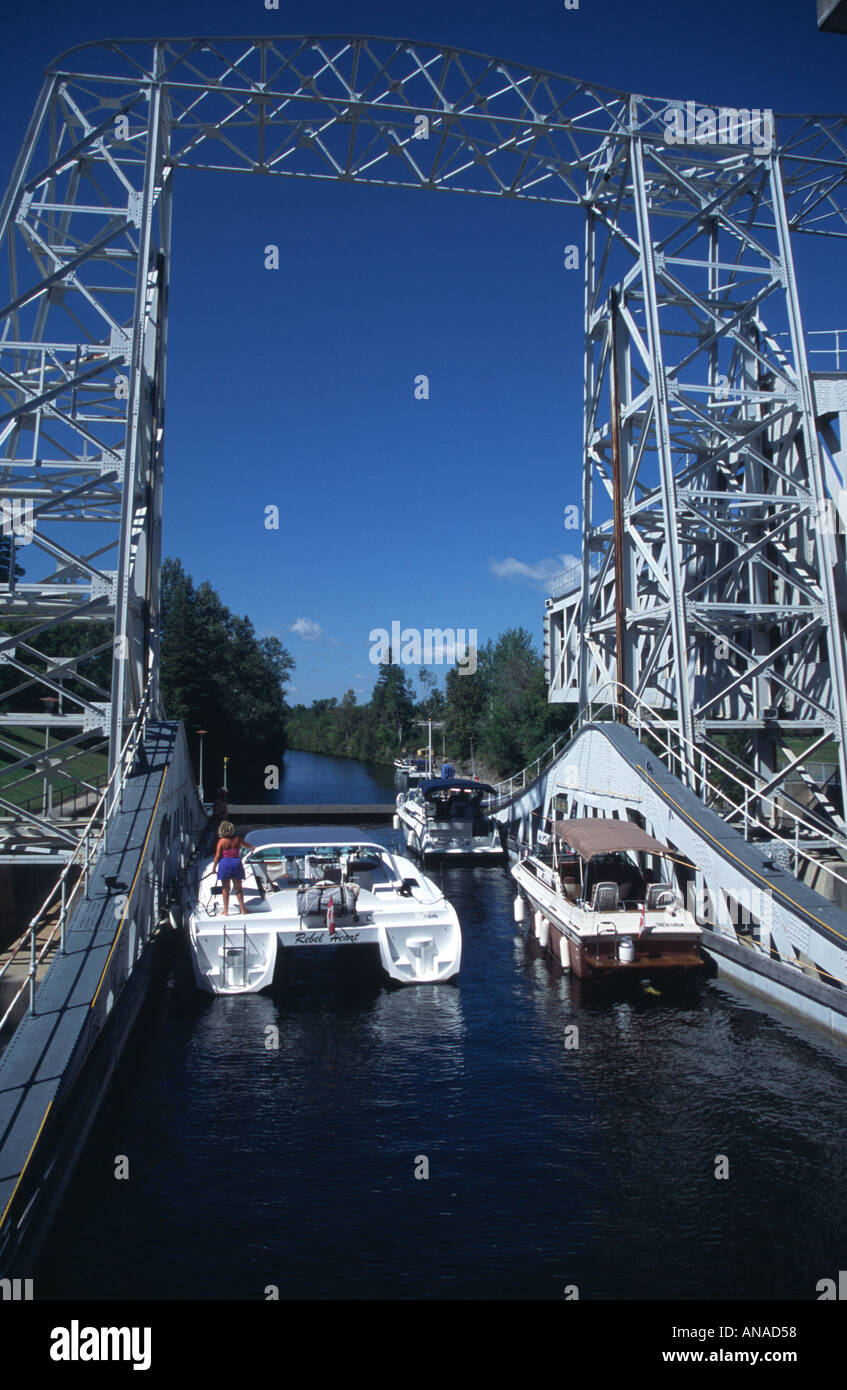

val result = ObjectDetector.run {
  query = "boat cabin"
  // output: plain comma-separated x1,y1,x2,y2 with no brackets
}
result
417,778,497,825
544,818,684,910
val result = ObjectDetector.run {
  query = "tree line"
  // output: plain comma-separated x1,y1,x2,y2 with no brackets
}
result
159,558,293,791
286,627,574,780
0,552,294,797
2,531,568,790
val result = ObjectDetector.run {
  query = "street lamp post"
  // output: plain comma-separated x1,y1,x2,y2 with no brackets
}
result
197,729,207,802
223,755,229,798
417,718,444,778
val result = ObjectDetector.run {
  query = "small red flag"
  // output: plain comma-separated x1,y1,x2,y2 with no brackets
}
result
638,901,646,937
327,896,335,935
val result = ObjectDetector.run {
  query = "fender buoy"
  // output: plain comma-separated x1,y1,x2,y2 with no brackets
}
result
393,815,401,831
513,895,525,924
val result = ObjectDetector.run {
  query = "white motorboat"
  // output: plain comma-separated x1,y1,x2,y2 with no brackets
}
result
185,827,462,994
512,817,702,980
394,752,431,782
395,778,503,860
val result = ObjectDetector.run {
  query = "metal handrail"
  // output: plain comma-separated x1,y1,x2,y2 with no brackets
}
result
583,680,842,844
491,726,575,803
1,770,110,819
548,555,602,601
577,680,847,894
773,328,847,372
0,683,156,1031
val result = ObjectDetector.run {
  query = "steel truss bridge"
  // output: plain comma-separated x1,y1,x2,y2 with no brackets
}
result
1,34,847,862
6,33,847,1273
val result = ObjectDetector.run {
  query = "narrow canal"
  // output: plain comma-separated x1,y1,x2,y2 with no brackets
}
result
36,751,847,1300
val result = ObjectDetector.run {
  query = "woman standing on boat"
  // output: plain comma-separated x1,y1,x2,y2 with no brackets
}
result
213,821,253,916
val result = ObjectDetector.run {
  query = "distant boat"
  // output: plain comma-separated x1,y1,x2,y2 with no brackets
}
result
185,827,461,993
512,817,702,980
394,750,432,782
396,778,503,860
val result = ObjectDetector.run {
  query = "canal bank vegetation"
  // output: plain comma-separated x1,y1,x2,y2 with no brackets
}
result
0,546,294,802
160,558,294,786
287,627,575,780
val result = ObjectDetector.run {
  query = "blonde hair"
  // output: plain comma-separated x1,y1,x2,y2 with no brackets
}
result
218,820,235,838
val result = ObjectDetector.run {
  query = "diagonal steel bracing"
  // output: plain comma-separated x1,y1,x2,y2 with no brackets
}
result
1,36,847,854
555,97,847,826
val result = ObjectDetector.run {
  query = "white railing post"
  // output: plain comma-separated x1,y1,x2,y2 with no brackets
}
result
794,819,800,878
28,926,36,1013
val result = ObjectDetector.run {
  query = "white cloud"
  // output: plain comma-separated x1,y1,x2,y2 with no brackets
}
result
488,553,581,590
290,617,332,643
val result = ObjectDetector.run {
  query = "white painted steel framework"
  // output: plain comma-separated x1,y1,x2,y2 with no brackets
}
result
549,107,847,825
1,36,847,853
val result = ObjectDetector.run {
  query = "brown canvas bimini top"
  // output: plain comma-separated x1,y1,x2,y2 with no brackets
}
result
552,817,677,861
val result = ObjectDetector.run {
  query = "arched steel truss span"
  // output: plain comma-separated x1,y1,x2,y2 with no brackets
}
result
1,34,847,855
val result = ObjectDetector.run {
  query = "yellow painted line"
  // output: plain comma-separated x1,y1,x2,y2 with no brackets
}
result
637,764,847,947
90,765,169,1008
0,1098,53,1233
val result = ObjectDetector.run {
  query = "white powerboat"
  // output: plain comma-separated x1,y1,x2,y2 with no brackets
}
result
185,827,461,994
395,778,503,860
512,817,702,980
394,753,431,782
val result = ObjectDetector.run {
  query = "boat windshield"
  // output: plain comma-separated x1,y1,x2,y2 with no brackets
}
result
239,842,400,891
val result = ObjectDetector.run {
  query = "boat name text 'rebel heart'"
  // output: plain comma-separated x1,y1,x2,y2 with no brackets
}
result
294,930,360,945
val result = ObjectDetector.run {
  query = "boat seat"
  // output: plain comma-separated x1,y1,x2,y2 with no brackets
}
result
646,883,676,910
590,882,620,911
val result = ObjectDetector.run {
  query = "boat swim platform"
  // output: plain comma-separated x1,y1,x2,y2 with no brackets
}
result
0,720,204,1276
226,804,396,825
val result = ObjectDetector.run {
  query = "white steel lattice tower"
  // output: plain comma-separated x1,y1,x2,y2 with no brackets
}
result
546,94,847,826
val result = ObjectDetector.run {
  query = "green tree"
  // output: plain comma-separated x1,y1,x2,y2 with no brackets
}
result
370,659,416,756
159,558,294,788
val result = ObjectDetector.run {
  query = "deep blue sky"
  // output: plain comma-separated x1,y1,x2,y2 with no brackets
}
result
1,0,845,703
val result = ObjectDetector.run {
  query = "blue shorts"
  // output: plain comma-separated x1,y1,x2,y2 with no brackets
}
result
217,856,244,881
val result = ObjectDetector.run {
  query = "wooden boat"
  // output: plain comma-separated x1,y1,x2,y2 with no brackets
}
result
512,817,702,980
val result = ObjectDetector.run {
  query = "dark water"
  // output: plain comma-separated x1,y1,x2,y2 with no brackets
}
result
36,752,847,1300
267,746,398,804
